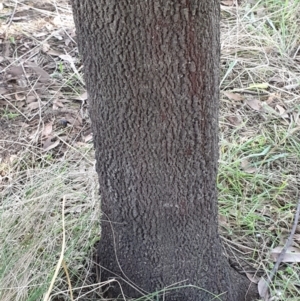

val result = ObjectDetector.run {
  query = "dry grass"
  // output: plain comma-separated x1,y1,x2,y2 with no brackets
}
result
0,1,300,301
0,146,101,301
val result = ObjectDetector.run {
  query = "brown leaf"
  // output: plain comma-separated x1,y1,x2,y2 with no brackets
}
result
223,91,245,101
24,62,50,83
241,159,257,174
42,121,54,138
43,137,60,151
271,246,300,262
15,101,26,109
246,98,262,111
59,54,75,63
53,99,64,110
27,102,40,111
218,215,229,228
227,115,242,126
275,104,288,118
258,277,269,299
6,66,24,78
82,133,93,143
266,93,278,105
15,93,25,101
245,273,260,284
26,94,37,103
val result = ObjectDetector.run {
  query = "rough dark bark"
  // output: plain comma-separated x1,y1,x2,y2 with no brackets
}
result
71,1,258,300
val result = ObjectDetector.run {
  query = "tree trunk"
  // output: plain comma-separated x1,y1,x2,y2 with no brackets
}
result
71,1,257,300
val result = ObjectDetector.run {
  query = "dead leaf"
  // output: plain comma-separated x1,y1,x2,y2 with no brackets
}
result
245,273,260,284
246,98,262,111
15,93,25,101
26,102,40,111
223,91,245,101
43,137,60,151
59,54,75,63
271,246,300,262
218,215,229,228
15,101,26,109
53,99,64,110
24,62,50,83
258,277,269,299
6,66,24,78
226,115,242,126
42,121,54,137
26,94,37,103
82,133,93,142
275,104,289,118
241,159,257,174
